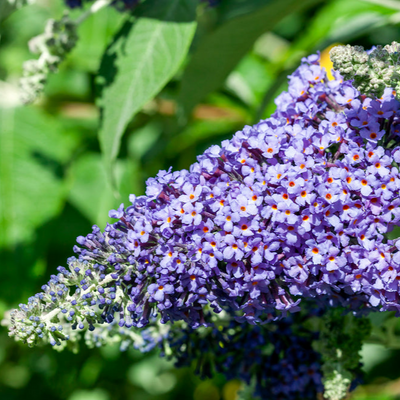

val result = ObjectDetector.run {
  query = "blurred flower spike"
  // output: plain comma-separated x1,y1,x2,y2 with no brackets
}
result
20,14,78,104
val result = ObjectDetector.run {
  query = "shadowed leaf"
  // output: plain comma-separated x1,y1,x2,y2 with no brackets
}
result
178,0,322,117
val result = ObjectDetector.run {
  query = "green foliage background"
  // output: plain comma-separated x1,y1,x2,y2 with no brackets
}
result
2,0,400,399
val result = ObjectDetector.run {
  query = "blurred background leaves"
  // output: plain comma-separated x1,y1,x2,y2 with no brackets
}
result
2,0,400,399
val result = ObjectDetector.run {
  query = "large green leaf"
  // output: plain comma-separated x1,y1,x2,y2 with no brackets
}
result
97,0,197,173
0,107,78,248
178,0,322,117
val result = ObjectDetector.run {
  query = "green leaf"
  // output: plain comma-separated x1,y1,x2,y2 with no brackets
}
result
68,7,125,73
68,123,163,227
67,154,121,229
165,118,245,157
216,0,274,23
0,0,38,24
178,0,322,117
226,53,273,107
284,0,398,65
0,107,77,248
0,1,17,24
67,153,140,228
97,0,197,174
68,388,110,400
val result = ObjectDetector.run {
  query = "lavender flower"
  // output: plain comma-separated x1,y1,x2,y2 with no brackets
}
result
6,49,400,399
8,51,400,347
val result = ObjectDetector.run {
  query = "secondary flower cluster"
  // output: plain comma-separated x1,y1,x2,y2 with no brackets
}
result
7,52,400,354
165,317,323,400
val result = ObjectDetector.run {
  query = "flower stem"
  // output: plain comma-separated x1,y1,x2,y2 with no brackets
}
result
76,0,113,25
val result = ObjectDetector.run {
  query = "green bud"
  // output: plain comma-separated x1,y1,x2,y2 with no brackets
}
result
330,42,400,99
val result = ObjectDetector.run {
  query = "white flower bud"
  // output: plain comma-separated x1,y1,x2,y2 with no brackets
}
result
20,14,78,104
330,42,400,99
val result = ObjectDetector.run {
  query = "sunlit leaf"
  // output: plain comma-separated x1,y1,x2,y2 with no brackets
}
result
97,0,197,176
226,53,273,107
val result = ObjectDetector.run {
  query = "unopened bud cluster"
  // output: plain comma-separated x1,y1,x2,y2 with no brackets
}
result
20,14,78,104
5,247,169,352
330,42,400,100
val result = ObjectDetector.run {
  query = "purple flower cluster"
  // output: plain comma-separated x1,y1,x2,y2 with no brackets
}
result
71,52,400,329
166,317,323,400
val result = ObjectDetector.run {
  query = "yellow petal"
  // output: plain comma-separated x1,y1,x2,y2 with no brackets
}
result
320,43,342,81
